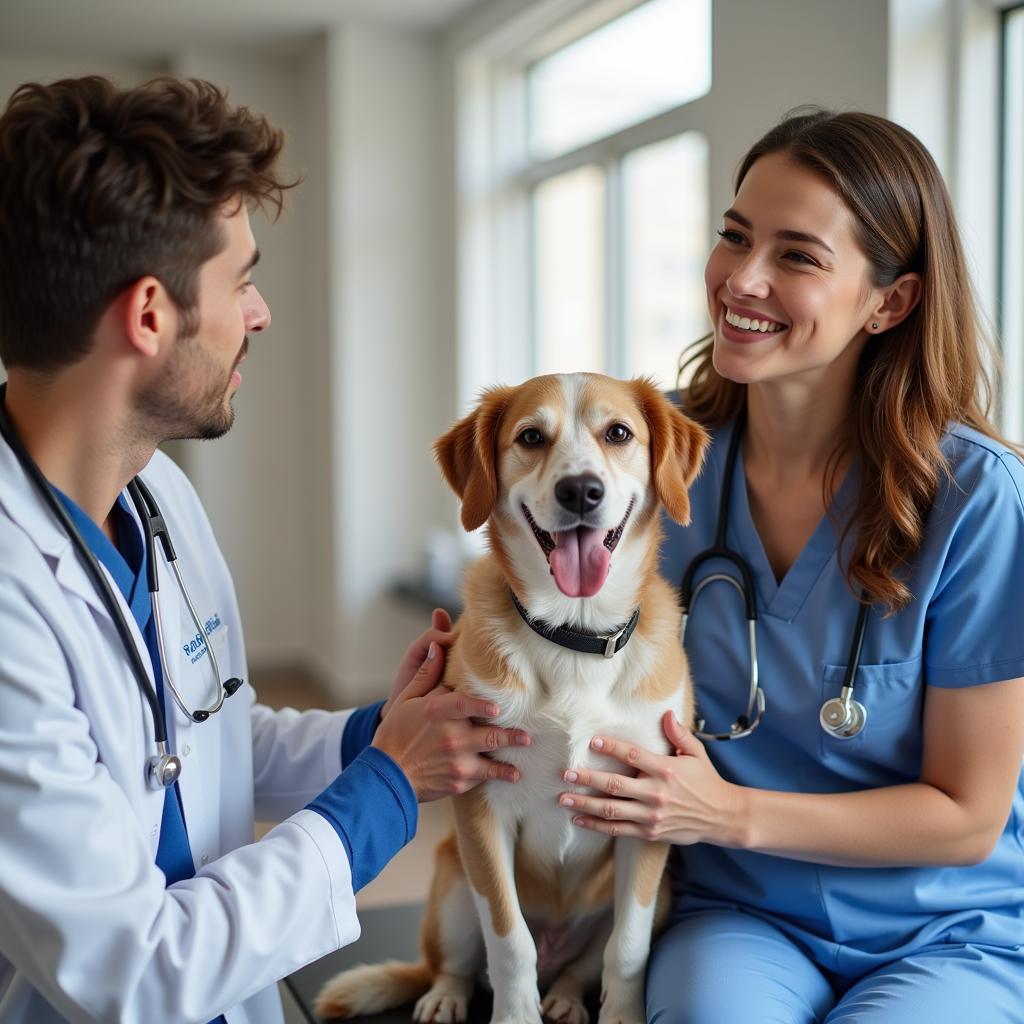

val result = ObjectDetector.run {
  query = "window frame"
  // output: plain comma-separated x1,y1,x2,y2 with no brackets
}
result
454,0,711,411
998,1,1024,438
524,103,711,380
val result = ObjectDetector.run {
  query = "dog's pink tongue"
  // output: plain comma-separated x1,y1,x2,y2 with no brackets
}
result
550,527,611,597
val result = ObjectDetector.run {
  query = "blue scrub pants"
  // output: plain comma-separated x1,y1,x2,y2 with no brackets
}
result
646,909,1024,1023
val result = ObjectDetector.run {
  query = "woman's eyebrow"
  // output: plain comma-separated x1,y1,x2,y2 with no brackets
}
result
722,208,835,257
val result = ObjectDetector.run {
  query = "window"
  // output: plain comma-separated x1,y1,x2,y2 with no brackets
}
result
456,0,713,407
622,132,709,383
530,129,709,383
534,165,606,375
526,0,712,387
1001,3,1024,438
527,0,711,160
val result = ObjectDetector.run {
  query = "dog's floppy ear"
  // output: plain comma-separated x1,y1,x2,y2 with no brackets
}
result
434,386,514,532
633,378,709,526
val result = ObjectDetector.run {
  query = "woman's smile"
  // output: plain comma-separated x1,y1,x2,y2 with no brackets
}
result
720,304,788,343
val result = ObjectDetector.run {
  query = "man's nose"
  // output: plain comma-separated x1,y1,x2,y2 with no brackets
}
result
244,286,271,333
555,474,604,515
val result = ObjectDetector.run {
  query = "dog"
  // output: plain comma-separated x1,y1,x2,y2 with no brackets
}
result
316,373,708,1024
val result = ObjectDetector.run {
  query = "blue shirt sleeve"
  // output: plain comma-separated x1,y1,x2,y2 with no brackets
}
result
340,700,386,768
306,746,417,892
925,443,1024,687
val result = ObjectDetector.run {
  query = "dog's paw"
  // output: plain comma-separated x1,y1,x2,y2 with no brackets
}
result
541,990,589,1024
414,975,474,1024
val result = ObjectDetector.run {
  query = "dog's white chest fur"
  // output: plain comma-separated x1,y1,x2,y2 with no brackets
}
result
470,648,676,867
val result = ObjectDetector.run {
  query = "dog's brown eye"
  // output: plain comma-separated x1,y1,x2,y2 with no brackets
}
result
606,424,632,444
517,428,545,448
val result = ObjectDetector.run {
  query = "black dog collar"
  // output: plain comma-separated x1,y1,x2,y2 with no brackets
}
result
510,589,640,659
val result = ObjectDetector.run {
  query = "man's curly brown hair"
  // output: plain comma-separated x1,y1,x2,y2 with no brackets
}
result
0,75,294,371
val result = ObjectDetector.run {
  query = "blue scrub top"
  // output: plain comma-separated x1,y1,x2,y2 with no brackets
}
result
660,417,1024,974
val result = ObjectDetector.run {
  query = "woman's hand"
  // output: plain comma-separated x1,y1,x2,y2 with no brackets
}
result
381,608,456,719
557,711,747,846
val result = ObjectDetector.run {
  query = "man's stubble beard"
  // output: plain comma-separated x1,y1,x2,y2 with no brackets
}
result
135,310,240,444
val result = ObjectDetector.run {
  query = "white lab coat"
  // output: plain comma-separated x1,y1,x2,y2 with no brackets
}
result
0,439,362,1023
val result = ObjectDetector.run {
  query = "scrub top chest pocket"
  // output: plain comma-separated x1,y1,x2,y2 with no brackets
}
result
819,657,924,787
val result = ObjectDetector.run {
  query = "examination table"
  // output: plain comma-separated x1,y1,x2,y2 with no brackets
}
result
286,902,601,1023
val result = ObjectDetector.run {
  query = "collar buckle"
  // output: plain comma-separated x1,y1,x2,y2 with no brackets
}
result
603,625,627,658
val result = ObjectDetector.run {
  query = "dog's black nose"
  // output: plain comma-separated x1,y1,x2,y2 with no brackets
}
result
555,474,604,515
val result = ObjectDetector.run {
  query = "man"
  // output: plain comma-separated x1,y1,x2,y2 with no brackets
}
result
0,76,525,1024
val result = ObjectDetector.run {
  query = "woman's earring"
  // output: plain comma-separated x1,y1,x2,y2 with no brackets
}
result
871,322,879,331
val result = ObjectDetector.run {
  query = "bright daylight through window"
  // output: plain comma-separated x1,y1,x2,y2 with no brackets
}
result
527,0,712,387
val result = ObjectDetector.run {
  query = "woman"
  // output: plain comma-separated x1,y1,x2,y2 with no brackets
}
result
557,110,1024,1021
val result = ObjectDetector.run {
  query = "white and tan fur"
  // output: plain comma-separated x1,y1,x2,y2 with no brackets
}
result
316,374,708,1024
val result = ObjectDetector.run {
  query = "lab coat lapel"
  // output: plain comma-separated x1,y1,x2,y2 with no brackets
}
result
51,532,163,790
52,546,142,625
0,437,134,622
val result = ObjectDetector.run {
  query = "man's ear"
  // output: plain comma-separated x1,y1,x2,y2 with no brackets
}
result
633,378,709,526
121,276,172,358
434,385,514,532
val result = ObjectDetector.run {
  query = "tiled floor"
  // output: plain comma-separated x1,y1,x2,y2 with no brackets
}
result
252,664,450,910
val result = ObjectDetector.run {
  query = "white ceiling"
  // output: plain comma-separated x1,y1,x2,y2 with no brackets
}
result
0,0,482,60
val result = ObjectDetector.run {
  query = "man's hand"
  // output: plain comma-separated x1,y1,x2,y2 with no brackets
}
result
381,608,455,719
373,638,530,802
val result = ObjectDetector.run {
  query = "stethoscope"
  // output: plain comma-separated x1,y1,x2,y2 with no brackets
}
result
0,384,243,790
680,409,870,741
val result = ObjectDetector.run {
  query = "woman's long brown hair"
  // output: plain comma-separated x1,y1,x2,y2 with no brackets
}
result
680,109,1016,614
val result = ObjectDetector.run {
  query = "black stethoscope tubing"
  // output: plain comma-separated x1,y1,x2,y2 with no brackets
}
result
680,407,871,740
680,411,758,620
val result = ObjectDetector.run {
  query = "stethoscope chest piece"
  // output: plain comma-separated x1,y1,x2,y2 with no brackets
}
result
819,690,868,739
147,745,183,788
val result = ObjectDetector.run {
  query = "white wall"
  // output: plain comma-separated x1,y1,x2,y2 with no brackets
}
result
704,0,889,235
168,43,328,674
0,55,165,106
326,24,454,700
296,40,340,692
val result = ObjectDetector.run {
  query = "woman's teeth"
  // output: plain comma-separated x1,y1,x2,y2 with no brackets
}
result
725,309,785,333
